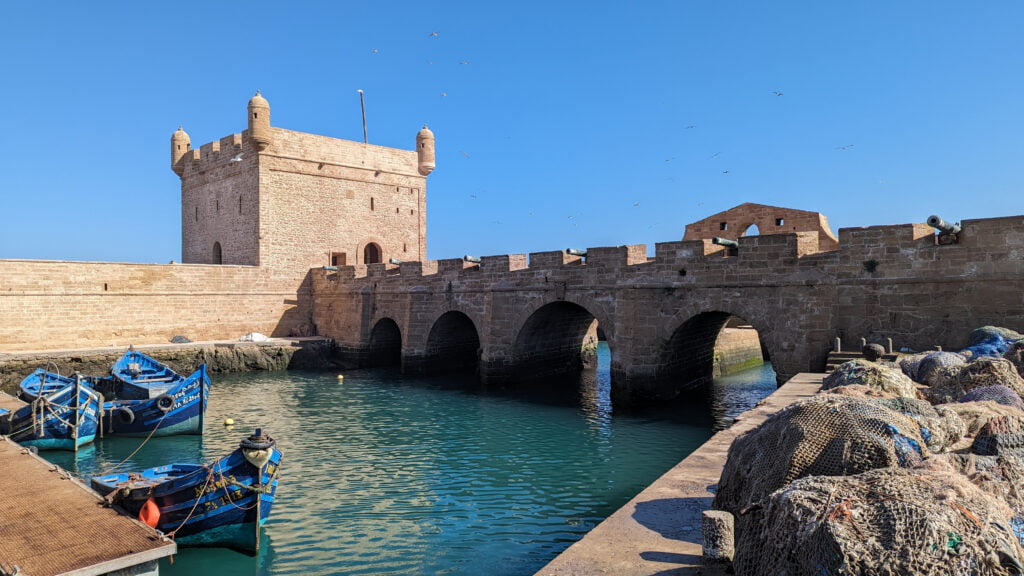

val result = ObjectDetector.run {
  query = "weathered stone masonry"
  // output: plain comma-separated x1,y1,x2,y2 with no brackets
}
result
312,215,1024,404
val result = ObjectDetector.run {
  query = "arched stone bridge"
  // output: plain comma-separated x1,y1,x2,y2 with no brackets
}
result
311,215,1024,405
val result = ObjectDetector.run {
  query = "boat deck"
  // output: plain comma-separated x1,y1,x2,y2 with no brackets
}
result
0,436,176,575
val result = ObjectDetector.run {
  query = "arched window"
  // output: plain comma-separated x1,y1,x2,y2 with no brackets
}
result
743,224,761,236
363,243,382,264
213,242,223,264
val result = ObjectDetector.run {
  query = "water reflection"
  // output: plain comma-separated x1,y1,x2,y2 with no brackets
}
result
39,343,775,576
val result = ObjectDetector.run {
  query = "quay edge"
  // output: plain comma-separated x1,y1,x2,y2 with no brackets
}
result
535,372,824,576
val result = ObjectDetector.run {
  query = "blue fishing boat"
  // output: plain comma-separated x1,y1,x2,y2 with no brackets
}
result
19,368,85,401
3,375,102,451
106,349,187,400
103,365,209,436
91,429,281,555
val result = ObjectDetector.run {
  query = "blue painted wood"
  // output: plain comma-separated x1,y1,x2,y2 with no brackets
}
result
6,377,102,451
91,430,281,555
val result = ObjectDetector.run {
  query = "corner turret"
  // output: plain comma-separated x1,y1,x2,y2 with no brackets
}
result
170,126,191,176
417,125,435,176
247,90,272,151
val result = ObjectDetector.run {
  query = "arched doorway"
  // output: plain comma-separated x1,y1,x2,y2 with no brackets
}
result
364,243,382,264
212,241,222,264
366,318,401,367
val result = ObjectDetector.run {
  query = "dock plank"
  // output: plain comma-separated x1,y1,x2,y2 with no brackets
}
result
0,391,25,413
0,436,175,575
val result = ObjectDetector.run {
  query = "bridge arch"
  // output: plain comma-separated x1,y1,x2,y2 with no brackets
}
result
365,317,402,367
421,310,481,375
652,305,779,399
508,300,604,383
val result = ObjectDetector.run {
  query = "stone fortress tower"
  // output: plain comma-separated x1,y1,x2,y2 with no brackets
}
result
171,92,435,279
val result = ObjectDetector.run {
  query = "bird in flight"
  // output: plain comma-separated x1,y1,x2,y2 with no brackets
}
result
633,202,641,207
771,91,783,96
230,152,245,162
708,152,720,159
469,194,477,198
459,60,469,65
685,125,696,129
665,157,674,162
441,92,447,97
371,48,379,54
429,31,439,37
835,144,854,151
459,151,470,158
722,170,730,174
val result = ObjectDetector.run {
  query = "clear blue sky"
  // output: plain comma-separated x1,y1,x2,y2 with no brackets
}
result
1,2,1022,263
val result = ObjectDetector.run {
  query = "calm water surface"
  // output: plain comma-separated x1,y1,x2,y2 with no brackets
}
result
46,344,775,575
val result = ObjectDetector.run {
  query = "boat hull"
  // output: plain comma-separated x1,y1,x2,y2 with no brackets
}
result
6,382,101,451
104,366,209,437
91,439,281,555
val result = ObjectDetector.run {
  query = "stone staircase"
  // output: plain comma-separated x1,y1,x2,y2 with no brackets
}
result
824,350,899,373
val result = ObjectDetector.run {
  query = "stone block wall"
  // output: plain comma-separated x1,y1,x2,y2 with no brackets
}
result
0,260,312,351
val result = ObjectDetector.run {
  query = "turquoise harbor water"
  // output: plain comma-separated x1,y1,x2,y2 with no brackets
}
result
45,344,775,575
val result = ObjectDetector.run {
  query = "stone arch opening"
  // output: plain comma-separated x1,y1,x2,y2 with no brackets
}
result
423,311,480,375
511,301,600,382
742,223,760,236
658,311,767,392
366,318,401,367
212,241,222,264
364,242,382,264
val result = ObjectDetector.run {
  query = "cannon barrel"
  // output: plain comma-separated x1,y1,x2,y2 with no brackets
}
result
566,248,587,257
388,258,404,265
927,215,961,235
712,237,739,248
463,255,481,263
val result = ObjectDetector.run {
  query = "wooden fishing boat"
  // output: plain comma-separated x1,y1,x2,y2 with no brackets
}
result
91,429,281,555
105,349,187,400
3,375,102,451
103,365,209,436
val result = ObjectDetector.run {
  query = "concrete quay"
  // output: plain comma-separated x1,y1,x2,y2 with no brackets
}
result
536,372,824,575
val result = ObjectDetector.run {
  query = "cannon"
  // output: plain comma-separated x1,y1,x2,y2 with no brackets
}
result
712,237,739,249
463,255,482,263
388,258,404,265
927,214,960,245
566,248,588,257
927,215,961,235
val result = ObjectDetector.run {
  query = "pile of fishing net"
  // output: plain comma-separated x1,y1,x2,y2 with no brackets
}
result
822,359,919,398
732,465,1024,575
962,326,1024,359
713,394,932,521
924,357,1024,404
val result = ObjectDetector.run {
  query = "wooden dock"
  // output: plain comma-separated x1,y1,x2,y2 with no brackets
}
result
0,435,176,575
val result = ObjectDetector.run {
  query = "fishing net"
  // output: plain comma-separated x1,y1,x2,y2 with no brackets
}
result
731,465,1024,576
1005,341,1024,380
962,326,1024,358
972,415,1024,459
870,397,965,453
822,360,919,398
962,386,1024,411
898,351,933,382
925,358,1024,405
917,351,969,386
942,401,1024,446
823,383,896,399
713,394,930,520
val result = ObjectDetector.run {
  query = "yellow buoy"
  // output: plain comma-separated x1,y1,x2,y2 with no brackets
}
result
337,374,344,381
224,418,235,426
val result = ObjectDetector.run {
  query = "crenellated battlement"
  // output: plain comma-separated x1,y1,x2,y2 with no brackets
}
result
318,214,1024,289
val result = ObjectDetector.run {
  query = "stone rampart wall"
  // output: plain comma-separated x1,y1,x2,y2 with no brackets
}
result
0,260,313,352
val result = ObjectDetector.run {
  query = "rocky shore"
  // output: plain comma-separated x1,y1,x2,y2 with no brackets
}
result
0,337,348,394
